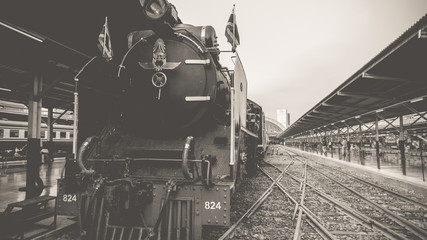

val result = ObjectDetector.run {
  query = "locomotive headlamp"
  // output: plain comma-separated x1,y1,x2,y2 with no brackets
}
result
140,0,169,20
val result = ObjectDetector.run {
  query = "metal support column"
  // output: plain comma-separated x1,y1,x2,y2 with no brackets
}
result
346,126,350,162
415,135,427,182
46,107,54,163
359,123,364,165
72,78,79,158
420,139,425,182
337,127,342,160
375,117,380,169
26,72,44,199
399,115,406,175
330,130,333,158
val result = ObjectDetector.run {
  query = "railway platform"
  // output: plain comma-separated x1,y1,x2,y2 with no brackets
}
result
282,145,427,192
0,158,65,212
0,158,79,239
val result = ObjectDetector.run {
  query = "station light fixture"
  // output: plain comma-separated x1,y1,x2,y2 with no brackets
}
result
0,87,12,92
376,109,384,113
410,97,423,103
0,21,44,43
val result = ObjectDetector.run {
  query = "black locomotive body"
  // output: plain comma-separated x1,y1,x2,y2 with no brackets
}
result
58,1,266,239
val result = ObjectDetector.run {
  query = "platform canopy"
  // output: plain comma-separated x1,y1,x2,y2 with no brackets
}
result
279,14,427,139
0,0,141,109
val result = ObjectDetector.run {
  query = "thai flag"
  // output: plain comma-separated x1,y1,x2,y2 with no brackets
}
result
97,16,113,61
225,6,240,51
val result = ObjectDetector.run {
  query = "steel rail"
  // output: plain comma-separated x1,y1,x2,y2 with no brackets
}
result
309,165,427,239
283,169,411,240
293,160,308,240
308,160,427,209
350,174,427,208
217,160,294,240
260,166,338,240
264,157,410,240
283,149,427,239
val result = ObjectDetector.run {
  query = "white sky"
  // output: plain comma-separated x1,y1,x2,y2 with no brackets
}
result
172,0,427,124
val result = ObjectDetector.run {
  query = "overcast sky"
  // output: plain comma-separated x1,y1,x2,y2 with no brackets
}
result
173,0,427,124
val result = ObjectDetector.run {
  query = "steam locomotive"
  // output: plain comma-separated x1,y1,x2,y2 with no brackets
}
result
58,1,266,239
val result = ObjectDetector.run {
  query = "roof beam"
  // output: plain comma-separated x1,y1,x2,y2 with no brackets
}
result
337,91,389,100
34,72,69,101
376,114,400,132
0,63,27,74
322,102,371,111
312,109,340,115
298,122,318,128
362,72,408,82
322,102,356,109
53,86,73,94
353,117,375,132
403,103,427,122
305,114,331,120
299,119,321,125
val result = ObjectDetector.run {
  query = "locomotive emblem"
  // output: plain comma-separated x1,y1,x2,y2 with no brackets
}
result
139,38,181,71
152,72,167,88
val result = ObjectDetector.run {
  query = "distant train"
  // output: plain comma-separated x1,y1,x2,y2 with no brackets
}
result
0,120,73,160
58,1,267,239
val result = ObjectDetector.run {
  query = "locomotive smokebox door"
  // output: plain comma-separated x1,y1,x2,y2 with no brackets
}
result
201,185,230,226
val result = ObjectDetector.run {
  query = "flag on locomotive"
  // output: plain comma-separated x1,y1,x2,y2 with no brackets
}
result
97,16,113,61
225,5,240,51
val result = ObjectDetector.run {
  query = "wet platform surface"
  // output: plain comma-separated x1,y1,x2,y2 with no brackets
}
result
0,159,64,212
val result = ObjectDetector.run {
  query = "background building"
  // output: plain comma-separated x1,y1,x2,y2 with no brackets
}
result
276,109,290,128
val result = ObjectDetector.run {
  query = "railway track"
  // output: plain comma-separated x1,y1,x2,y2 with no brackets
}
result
212,147,427,240
277,147,427,239
284,148,427,233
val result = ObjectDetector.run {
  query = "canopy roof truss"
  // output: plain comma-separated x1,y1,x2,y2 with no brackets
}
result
280,14,427,140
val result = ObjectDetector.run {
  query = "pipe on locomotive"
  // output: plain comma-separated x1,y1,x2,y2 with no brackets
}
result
182,136,194,179
77,136,98,174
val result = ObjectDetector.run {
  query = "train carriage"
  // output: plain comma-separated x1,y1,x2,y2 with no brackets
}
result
0,120,73,160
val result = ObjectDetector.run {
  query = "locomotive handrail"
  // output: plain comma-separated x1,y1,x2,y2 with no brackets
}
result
241,126,259,139
117,37,146,78
182,136,194,179
174,32,206,53
77,136,98,174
